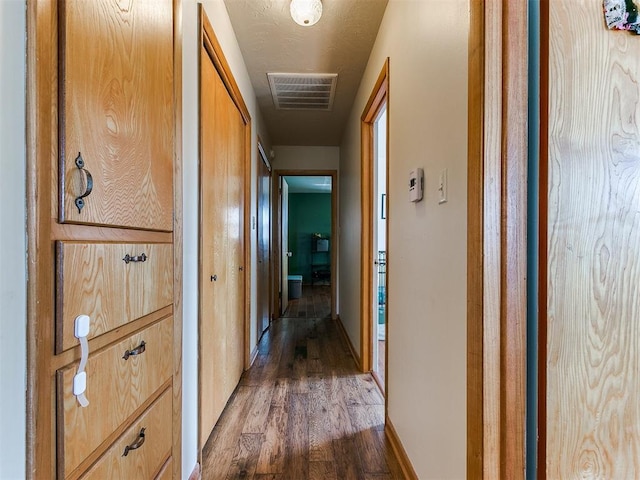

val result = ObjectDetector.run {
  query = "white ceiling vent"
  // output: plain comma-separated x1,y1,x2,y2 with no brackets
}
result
267,73,338,111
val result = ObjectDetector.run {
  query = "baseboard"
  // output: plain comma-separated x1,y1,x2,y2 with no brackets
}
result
385,417,418,480
334,315,362,370
249,344,259,366
188,462,201,480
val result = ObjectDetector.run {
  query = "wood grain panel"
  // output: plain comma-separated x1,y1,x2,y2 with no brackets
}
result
545,1,640,477
467,0,486,476
155,457,173,480
56,242,173,352
58,317,173,477
60,0,174,231
199,46,230,446
223,71,246,402
501,0,528,476
80,389,172,480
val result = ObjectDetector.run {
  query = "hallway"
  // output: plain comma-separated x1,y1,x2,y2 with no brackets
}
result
282,285,331,319
201,316,403,479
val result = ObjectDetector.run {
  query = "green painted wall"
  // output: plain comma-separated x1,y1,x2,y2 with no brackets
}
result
288,193,331,284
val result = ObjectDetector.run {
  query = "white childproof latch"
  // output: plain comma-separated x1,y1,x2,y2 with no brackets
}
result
73,314,90,407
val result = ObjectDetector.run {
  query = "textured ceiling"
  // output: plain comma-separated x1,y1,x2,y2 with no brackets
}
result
223,0,389,146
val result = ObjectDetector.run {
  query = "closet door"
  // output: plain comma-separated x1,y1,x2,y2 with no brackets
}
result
60,0,174,231
198,11,249,446
222,73,246,402
200,52,231,444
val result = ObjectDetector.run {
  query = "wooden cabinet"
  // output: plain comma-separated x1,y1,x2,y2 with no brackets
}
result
28,1,181,478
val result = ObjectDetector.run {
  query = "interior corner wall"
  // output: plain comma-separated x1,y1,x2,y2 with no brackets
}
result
338,1,469,477
182,1,270,475
272,145,339,170
0,2,27,478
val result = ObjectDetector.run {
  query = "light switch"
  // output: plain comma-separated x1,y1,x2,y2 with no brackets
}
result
438,169,448,204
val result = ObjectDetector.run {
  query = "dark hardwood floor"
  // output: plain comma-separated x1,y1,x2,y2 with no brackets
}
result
282,284,331,319
201,315,403,479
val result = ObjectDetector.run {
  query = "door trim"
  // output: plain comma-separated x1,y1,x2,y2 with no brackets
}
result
272,170,338,321
256,138,272,349
360,59,389,378
466,0,528,477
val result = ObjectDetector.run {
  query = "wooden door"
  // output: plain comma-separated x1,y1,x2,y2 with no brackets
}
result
198,9,249,447
542,1,640,476
281,177,290,314
60,0,174,231
223,72,246,403
257,148,271,334
199,50,230,445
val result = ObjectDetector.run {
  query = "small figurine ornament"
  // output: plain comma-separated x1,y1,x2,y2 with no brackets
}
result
604,0,640,34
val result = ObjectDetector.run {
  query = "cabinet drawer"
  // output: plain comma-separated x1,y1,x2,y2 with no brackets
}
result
56,242,173,352
57,317,173,477
155,458,173,480
80,389,172,480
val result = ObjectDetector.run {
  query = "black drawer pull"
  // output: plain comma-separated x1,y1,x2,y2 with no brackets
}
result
122,341,146,360
122,428,145,456
74,153,93,213
123,253,147,264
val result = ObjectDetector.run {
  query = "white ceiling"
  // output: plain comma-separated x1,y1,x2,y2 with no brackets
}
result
223,0,389,146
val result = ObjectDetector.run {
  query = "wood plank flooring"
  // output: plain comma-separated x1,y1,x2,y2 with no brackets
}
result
201,316,403,479
282,285,331,319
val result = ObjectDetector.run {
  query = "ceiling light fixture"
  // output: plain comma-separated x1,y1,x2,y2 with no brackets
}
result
290,0,322,27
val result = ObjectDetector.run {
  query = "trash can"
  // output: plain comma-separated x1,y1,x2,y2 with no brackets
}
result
288,275,303,299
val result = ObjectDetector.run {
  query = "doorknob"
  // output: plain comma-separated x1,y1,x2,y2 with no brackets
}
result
211,274,217,282
286,251,293,257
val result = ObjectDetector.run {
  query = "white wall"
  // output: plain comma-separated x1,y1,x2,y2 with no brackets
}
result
182,1,270,476
272,145,339,171
0,1,26,478
339,1,469,477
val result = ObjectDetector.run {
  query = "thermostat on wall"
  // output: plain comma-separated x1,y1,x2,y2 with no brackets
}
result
409,168,424,202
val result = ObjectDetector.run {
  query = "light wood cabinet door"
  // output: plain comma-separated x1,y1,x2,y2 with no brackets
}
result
57,317,173,477
56,242,173,352
59,0,174,231
80,389,172,480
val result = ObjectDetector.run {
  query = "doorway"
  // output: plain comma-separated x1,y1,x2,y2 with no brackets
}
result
256,141,272,336
372,104,388,388
273,171,338,321
360,59,389,394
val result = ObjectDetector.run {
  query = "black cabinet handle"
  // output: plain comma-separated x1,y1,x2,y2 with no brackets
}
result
123,341,146,360
74,153,93,213
122,428,146,456
123,253,147,264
